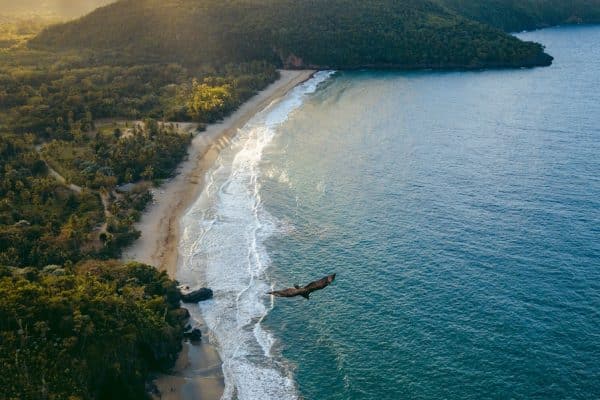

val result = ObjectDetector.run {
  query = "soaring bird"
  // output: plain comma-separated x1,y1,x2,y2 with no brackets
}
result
268,274,336,300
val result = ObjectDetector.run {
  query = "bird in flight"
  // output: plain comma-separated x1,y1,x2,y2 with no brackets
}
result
268,274,336,300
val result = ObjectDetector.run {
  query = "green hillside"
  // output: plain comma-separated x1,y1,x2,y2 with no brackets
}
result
31,0,555,69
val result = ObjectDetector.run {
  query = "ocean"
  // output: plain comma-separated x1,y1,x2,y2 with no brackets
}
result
179,26,600,399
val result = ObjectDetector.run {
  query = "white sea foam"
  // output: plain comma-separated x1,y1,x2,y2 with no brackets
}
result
179,71,334,400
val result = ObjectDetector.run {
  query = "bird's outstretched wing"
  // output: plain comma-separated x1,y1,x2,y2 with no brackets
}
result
304,273,336,292
268,273,336,300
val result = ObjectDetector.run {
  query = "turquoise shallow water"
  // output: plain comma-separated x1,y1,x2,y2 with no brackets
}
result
257,27,600,399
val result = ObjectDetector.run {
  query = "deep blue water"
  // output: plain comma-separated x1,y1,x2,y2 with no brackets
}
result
257,26,600,399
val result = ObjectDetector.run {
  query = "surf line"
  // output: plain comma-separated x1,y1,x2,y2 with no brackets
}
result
180,71,335,400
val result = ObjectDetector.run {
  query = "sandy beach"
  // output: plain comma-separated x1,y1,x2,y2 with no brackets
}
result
122,69,315,399
123,69,314,275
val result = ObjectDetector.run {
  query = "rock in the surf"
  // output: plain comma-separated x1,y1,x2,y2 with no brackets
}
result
180,288,213,303
183,328,202,342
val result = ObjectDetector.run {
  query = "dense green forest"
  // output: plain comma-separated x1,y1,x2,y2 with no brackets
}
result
438,0,600,31
0,261,187,399
33,0,600,69
32,0,555,69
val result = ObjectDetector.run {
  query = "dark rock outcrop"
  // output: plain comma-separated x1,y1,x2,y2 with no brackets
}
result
180,288,213,303
183,328,202,342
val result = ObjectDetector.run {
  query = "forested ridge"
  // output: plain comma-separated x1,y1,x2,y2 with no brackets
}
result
438,0,600,31
32,0,556,69
33,0,600,69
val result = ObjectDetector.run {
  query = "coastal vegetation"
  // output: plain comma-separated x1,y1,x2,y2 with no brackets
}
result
0,133,105,267
0,261,186,399
0,15,277,398
1,1,599,398
0,30,278,265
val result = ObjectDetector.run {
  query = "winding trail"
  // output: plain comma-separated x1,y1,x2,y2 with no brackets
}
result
46,164,83,193
35,144,82,193
35,144,109,236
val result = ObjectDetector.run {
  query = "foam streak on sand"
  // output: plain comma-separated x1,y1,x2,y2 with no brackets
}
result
178,71,333,400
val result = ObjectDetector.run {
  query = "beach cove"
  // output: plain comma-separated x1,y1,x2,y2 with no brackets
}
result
2,2,600,399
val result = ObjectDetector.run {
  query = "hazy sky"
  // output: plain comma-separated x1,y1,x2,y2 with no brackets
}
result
0,0,115,17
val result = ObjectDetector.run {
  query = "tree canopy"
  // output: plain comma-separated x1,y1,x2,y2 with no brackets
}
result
0,261,187,400
438,0,600,31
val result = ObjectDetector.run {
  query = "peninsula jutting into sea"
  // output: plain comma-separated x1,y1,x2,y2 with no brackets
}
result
0,1,599,399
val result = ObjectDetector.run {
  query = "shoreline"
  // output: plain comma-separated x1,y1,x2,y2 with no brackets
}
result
122,69,315,400
122,69,314,275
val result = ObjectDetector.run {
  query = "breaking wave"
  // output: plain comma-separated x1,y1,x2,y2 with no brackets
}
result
179,71,333,400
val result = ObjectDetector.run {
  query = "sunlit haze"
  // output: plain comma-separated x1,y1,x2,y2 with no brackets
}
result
0,0,114,17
